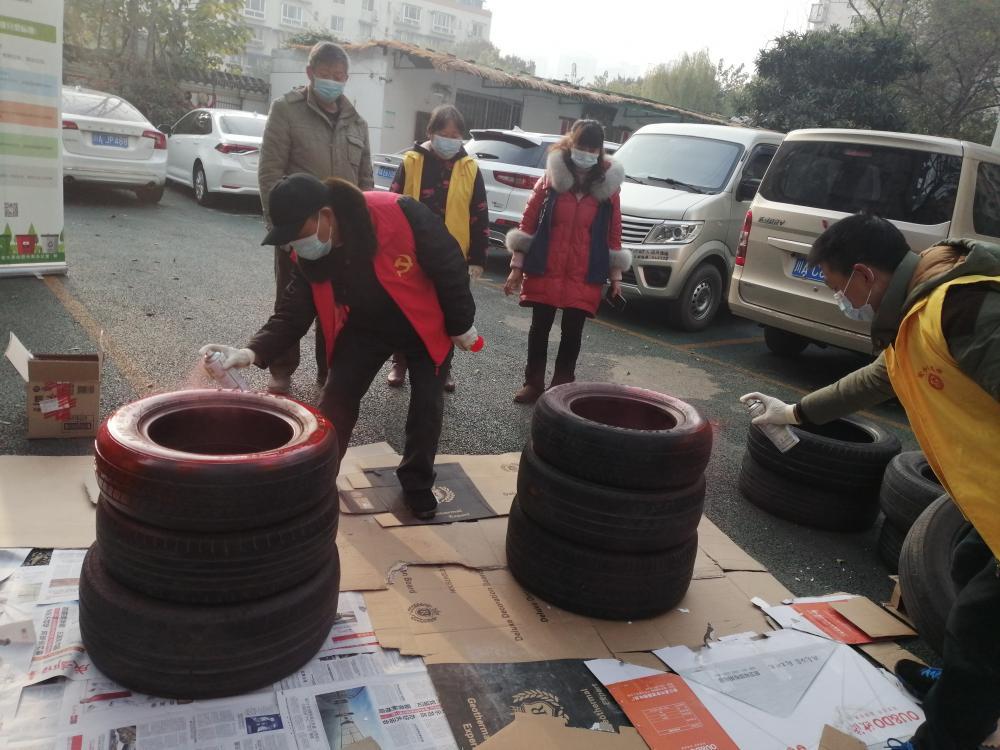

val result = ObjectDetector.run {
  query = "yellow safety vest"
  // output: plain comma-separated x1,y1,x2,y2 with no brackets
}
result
885,274,1000,558
402,150,478,258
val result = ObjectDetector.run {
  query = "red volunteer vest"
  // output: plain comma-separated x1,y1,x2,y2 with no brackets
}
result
303,192,453,368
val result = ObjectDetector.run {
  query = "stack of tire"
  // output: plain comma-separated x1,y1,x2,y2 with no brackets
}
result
876,451,944,572
738,415,901,531
506,383,713,620
81,390,341,699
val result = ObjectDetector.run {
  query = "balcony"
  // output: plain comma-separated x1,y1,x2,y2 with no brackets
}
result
395,15,420,26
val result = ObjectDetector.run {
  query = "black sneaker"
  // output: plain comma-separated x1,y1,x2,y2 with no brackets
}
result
894,658,942,701
403,489,437,520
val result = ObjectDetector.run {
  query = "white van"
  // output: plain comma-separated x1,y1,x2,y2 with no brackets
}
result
614,123,784,330
728,129,1000,355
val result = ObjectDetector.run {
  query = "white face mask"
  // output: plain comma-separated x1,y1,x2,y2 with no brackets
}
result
289,232,332,261
432,134,463,160
833,268,875,322
571,148,599,170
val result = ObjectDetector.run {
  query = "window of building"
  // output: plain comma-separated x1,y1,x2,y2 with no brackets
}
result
432,12,456,35
470,22,485,38
455,91,522,131
281,3,304,26
402,4,421,24
362,0,375,9
244,0,265,19
332,0,345,4
973,162,1000,238
359,20,375,38
331,15,344,32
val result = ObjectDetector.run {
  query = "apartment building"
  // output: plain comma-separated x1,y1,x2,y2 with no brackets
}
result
235,0,492,77
807,0,863,30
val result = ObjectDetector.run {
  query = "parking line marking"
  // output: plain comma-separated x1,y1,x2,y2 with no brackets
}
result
676,337,764,350
42,276,150,393
479,277,911,434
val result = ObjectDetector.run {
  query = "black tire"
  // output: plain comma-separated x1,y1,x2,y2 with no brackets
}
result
531,383,713,491
506,498,697,620
877,518,906,574
194,163,214,206
79,544,340,699
763,326,809,356
97,494,339,604
899,495,965,656
746,415,901,492
667,263,723,332
517,442,704,552
879,451,943,531
96,389,338,532
135,185,164,204
738,453,879,531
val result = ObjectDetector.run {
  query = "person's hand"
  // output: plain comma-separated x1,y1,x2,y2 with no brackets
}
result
504,269,523,296
451,326,479,351
739,392,799,425
609,280,622,300
199,344,255,369
468,265,484,281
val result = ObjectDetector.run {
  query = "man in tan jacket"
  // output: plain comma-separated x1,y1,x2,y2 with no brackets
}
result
258,41,374,393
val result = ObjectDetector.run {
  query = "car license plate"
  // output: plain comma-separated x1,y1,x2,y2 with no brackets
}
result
377,166,395,179
791,256,825,282
92,132,129,148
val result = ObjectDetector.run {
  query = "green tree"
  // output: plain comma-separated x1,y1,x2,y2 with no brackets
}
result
744,26,925,132
451,39,536,76
283,29,340,48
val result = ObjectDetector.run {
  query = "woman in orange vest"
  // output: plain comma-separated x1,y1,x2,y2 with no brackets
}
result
201,173,478,519
387,104,489,393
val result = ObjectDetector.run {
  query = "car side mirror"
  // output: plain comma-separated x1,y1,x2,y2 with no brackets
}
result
157,124,172,136
736,176,761,203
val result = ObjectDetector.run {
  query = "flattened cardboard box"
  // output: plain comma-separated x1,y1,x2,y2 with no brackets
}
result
5,333,101,439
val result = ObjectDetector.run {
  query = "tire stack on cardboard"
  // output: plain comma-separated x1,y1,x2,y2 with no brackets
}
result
80,390,341,699
876,451,944,572
738,415,901,531
506,383,713,620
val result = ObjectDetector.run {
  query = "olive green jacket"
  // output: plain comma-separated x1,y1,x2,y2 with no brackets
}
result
258,87,374,224
798,239,1000,424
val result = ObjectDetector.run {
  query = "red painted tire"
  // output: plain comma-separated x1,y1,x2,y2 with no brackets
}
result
95,389,338,532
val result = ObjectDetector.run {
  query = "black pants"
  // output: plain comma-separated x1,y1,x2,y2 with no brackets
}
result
524,304,588,390
913,527,1000,749
318,326,452,492
272,248,327,382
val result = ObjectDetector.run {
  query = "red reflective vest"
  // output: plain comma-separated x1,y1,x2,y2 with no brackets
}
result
302,192,453,369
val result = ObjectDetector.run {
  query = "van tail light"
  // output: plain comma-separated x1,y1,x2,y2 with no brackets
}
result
735,209,752,266
142,130,167,150
215,143,259,155
493,171,537,190
62,120,79,130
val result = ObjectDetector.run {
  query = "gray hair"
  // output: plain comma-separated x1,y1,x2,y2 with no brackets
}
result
308,42,350,71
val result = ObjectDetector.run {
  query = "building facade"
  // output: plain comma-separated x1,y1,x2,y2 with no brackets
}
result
236,0,491,78
807,0,863,30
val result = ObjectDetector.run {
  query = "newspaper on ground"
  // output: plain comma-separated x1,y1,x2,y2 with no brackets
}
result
0,566,49,625
36,551,86,606
25,604,93,686
1,681,67,746
0,619,38,733
278,646,426,691
0,550,32,585
316,592,379,656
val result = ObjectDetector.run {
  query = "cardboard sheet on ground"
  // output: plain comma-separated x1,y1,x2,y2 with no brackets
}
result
475,712,647,750
754,594,916,644
0,456,96,547
655,630,925,749
427,659,631,749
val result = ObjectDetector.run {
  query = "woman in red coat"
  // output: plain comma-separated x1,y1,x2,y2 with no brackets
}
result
503,120,629,403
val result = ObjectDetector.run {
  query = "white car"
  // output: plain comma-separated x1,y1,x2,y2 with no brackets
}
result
372,148,407,191
163,108,266,206
60,86,167,203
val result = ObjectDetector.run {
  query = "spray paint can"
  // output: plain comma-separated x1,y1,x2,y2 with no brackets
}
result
203,351,249,391
746,398,800,453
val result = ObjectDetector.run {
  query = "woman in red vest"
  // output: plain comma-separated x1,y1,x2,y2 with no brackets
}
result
201,173,477,519
386,104,489,393
503,119,629,403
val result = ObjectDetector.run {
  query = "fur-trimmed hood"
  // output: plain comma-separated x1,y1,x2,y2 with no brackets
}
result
545,151,624,202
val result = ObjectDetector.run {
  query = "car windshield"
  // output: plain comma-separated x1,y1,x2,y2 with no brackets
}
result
220,116,265,137
62,90,147,123
467,138,552,168
613,133,743,193
759,141,962,225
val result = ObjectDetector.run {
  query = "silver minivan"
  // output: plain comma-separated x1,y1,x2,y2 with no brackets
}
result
615,123,784,330
728,129,1000,355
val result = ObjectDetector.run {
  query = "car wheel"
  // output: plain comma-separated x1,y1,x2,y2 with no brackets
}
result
95,390,338,532
193,163,214,206
506,498,697,620
877,518,906,574
134,185,164,204
668,263,723,332
516,441,705,553
763,326,809,356
531,383,713,491
879,451,943,531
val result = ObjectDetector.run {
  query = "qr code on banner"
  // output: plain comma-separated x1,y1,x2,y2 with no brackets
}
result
4,202,17,218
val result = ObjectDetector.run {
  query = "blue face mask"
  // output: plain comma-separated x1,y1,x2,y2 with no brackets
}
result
288,218,333,260
833,268,875,322
313,77,345,103
432,135,463,160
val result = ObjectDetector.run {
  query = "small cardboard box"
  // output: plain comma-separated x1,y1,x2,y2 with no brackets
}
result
5,333,101,439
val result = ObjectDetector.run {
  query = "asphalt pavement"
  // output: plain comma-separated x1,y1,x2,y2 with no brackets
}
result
0,183,928,657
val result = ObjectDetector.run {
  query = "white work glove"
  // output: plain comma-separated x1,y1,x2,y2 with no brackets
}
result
468,265,484,281
739,392,800,425
199,344,255,369
451,326,479,351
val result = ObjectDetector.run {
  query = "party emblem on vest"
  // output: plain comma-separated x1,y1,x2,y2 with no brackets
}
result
393,254,414,277
918,365,946,390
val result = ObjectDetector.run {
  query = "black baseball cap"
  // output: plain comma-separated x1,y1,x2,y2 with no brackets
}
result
261,173,330,246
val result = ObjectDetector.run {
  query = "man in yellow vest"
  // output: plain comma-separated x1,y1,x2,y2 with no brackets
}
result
742,214,1000,750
